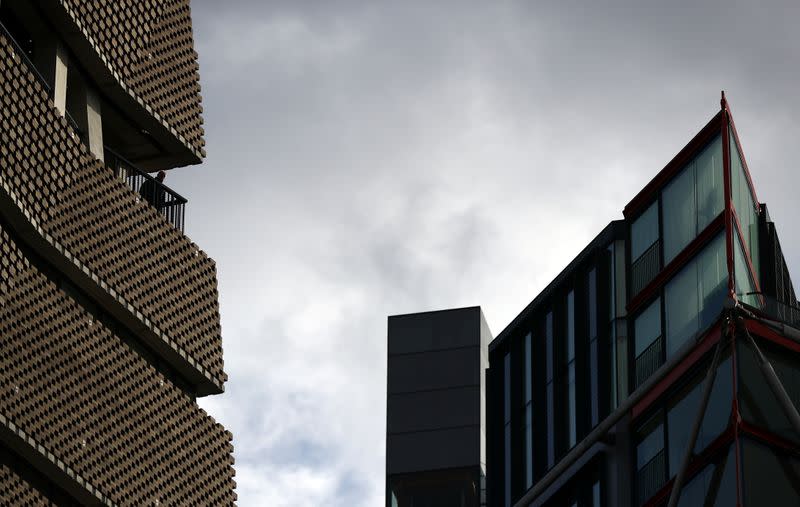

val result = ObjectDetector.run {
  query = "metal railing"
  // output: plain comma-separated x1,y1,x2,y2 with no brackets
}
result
2,19,187,233
631,239,662,297
740,292,800,329
637,448,666,506
105,147,187,232
0,17,50,92
635,335,664,389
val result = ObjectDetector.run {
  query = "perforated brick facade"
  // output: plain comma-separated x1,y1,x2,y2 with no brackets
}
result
0,34,224,384
0,1,235,504
53,0,205,157
0,463,54,506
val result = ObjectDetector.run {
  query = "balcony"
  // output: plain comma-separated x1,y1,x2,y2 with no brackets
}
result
105,147,187,232
631,239,662,297
637,448,666,506
0,17,187,233
635,335,664,390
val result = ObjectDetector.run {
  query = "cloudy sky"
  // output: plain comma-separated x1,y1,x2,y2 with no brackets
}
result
166,1,800,505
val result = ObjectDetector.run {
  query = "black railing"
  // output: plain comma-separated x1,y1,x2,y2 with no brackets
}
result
637,448,666,506
635,335,664,389
631,239,662,297
105,147,187,232
0,17,51,92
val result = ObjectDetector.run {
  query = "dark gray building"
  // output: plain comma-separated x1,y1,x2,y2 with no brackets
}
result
387,307,491,507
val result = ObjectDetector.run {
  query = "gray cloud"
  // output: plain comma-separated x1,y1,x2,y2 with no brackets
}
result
173,1,800,505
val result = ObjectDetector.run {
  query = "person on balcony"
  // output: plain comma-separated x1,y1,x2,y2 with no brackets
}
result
139,170,167,213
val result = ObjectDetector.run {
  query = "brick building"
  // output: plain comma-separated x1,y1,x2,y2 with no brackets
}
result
0,1,235,504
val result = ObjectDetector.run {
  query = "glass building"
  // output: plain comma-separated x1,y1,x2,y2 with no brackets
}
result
387,95,800,506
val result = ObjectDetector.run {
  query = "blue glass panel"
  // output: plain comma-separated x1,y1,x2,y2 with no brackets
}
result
567,291,575,361
525,333,532,403
504,424,511,507
525,404,533,489
504,353,511,423
546,312,554,381
568,363,576,447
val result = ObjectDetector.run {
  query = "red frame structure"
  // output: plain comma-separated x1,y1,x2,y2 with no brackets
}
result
627,94,798,507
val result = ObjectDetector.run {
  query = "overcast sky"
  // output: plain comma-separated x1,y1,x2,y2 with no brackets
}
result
168,1,800,505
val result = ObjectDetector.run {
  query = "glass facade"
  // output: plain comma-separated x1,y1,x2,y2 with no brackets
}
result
588,269,599,428
566,290,577,449
662,135,724,264
492,245,614,504
738,339,800,444
483,112,797,507
631,202,659,262
666,355,733,477
742,439,800,505
734,229,757,306
634,297,661,359
546,311,555,469
664,233,726,358
504,353,511,507
730,129,760,285
635,350,732,504
524,332,533,489
676,445,736,507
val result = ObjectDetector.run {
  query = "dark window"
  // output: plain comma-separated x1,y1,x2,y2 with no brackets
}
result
635,349,733,505
676,445,735,507
524,332,533,489
738,339,800,443
666,355,733,477
504,352,511,507
589,269,599,427
636,416,666,505
566,290,577,448
545,311,555,468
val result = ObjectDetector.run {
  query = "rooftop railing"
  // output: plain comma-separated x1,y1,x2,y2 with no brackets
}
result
105,147,187,232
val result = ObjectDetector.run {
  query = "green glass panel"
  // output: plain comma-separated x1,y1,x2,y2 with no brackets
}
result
665,234,726,357
632,202,659,261
730,130,760,285
634,297,661,358
663,163,695,263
